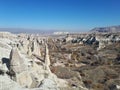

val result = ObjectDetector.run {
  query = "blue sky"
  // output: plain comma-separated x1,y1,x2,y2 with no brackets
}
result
0,0,120,32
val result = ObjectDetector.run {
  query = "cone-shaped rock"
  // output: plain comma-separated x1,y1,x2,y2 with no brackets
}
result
44,43,51,73
9,47,27,74
32,39,41,56
45,43,50,67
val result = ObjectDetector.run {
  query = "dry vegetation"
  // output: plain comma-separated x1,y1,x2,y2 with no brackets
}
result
48,35,120,90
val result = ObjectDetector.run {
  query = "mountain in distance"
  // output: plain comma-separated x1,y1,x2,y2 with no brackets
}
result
0,28,84,34
90,25,120,33
0,28,55,34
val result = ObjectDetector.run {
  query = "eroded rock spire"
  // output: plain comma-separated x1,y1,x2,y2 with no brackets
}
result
44,40,51,72
9,47,27,74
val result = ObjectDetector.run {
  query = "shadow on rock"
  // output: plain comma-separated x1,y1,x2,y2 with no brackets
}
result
2,57,10,70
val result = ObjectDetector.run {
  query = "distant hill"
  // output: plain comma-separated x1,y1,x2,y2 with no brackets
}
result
0,28,55,34
90,25,120,33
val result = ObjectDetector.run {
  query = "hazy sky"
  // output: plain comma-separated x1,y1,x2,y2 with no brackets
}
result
0,0,120,32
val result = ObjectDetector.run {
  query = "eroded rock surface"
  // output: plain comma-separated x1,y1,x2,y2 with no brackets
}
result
1,31,120,90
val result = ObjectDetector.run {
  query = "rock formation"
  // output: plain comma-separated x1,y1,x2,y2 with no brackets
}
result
32,39,41,57
44,43,51,71
1,31,120,90
9,47,27,74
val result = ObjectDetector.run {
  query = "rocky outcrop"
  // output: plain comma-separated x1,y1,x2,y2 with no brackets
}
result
9,47,39,88
44,43,51,71
0,32,17,39
8,41,69,89
97,41,106,50
27,45,32,56
17,37,42,57
32,39,41,57
9,47,27,74
65,34,73,42
0,75,21,90
3,31,120,90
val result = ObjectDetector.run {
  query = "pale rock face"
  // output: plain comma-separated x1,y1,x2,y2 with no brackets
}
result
0,46,11,62
39,73,68,90
15,60,42,88
0,40,12,50
95,36,100,41
32,39,41,57
30,61,45,82
9,47,27,74
27,45,32,56
79,41,84,45
0,75,22,90
108,41,112,45
0,38,13,74
1,63,9,73
17,71,35,88
97,41,106,50
116,85,120,89
82,38,87,42
44,43,51,73
17,42,25,53
65,36,73,42
0,41,11,73
0,32,17,39
26,40,33,56
44,43,50,67
39,78,59,90
22,39,30,54
0,38,16,47
116,37,120,41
